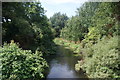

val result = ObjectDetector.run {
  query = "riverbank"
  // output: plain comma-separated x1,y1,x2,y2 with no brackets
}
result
75,36,120,78
54,38,81,55
54,36,120,78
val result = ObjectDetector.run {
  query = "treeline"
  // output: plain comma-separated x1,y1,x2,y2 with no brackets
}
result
59,2,120,78
1,2,56,79
60,2,120,42
49,12,68,37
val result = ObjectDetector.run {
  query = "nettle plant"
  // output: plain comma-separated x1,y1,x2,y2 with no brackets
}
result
0,41,48,80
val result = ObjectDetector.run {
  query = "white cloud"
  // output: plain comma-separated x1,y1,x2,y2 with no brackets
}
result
39,0,88,4
38,0,88,18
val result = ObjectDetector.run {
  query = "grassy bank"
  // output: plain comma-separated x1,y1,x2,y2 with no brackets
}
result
54,38,81,54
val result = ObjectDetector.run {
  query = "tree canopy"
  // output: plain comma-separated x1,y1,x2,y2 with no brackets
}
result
49,12,68,37
2,2,55,55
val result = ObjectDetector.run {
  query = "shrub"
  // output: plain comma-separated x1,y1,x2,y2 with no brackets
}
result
83,27,101,43
0,41,48,80
75,36,120,78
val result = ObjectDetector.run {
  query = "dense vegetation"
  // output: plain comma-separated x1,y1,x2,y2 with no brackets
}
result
2,2,56,55
60,2,100,41
0,41,48,79
59,2,120,78
54,38,81,53
60,2,120,42
1,1,120,79
1,2,56,79
49,12,68,37
75,36,120,78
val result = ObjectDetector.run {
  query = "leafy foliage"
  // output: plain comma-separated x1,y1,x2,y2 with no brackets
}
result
91,3,119,39
60,2,100,42
0,41,48,79
61,17,84,41
49,12,68,37
60,2,120,43
54,38,81,53
2,2,55,55
2,1,120,79
75,36,120,78
59,2,120,79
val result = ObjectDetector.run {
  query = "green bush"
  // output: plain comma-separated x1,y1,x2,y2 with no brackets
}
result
83,27,101,43
0,41,48,80
75,36,120,78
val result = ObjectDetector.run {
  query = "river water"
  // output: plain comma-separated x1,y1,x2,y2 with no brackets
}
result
45,46,88,79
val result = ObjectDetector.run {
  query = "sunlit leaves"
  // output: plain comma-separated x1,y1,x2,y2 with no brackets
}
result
0,41,48,79
60,2,100,42
75,36,120,78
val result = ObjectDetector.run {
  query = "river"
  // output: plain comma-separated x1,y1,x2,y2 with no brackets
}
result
45,46,88,79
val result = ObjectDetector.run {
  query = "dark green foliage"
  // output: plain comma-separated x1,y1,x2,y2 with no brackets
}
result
49,12,68,37
2,2,57,79
0,41,48,79
2,2,54,55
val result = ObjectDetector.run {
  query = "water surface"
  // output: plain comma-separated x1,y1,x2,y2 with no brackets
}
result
45,46,87,79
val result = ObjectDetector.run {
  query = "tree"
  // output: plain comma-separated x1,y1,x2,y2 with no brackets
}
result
2,2,55,55
60,2,100,42
49,12,68,37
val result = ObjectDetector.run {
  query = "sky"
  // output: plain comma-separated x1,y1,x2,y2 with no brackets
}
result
39,0,88,18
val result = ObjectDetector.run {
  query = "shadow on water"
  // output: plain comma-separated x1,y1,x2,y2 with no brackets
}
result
44,45,88,80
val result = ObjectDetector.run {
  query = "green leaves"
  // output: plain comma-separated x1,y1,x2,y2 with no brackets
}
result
60,2,100,42
75,36,120,78
49,12,68,37
2,2,54,54
0,41,48,79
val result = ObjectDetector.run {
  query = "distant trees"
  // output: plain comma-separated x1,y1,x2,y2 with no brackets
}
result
60,2,100,42
83,2,120,43
49,12,68,37
60,2,119,43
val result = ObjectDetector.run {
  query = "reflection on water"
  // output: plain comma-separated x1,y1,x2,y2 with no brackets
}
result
47,60,79,78
45,46,87,78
